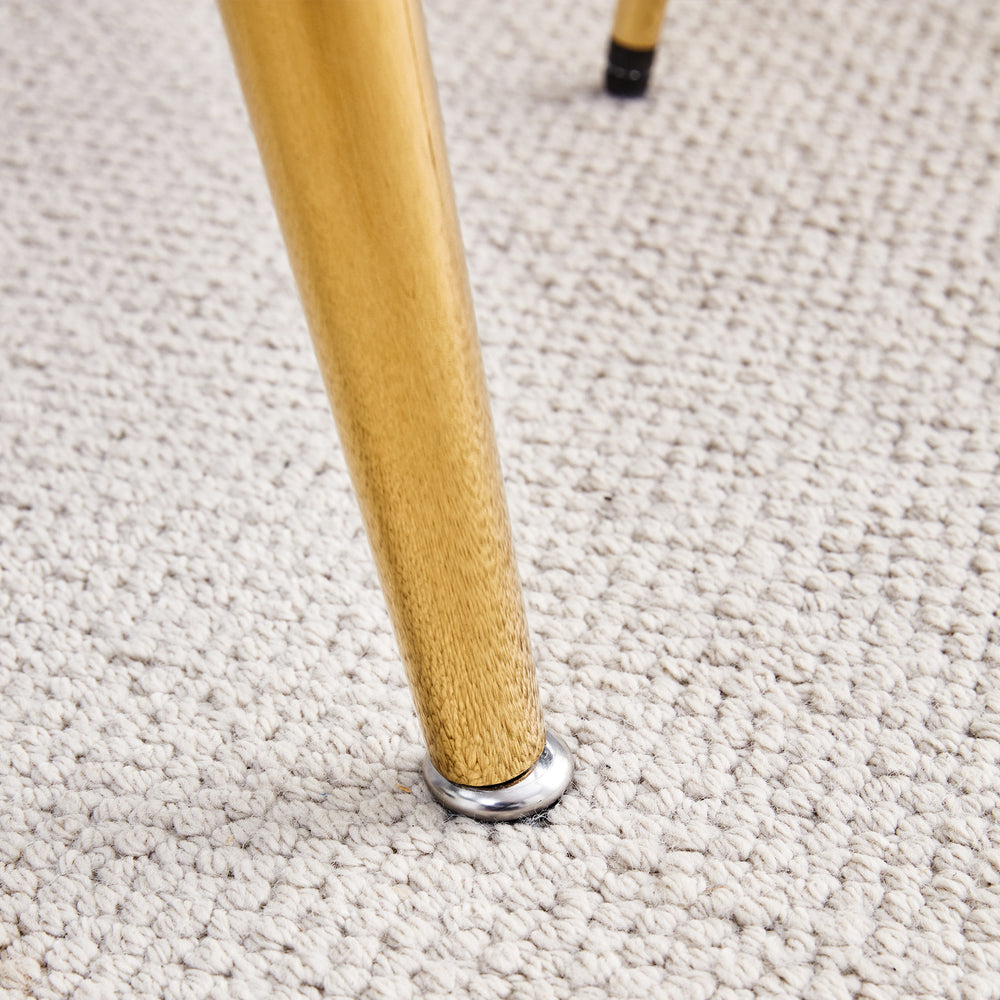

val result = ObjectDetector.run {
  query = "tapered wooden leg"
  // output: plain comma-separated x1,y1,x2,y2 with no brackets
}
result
606,0,670,96
216,0,571,816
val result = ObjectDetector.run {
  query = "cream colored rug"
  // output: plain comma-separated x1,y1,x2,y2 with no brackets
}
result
2,1,999,997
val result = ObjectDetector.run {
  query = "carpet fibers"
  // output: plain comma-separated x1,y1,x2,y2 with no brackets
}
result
2,1,1000,997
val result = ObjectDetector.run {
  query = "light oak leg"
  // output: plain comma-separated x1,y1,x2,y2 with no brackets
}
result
216,0,571,817
606,0,670,96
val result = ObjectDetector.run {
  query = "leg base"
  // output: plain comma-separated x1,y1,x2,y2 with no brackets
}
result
605,40,655,97
423,732,573,821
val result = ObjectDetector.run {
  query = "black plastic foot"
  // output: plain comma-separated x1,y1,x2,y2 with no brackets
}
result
605,40,655,97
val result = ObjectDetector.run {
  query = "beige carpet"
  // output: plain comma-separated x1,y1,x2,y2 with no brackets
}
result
2,1,1000,997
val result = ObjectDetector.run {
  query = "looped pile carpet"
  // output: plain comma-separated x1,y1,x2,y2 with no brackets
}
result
2,1,999,997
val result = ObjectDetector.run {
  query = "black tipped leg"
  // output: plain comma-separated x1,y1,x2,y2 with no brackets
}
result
605,40,655,97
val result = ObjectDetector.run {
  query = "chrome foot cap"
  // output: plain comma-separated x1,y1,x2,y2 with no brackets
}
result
423,732,573,822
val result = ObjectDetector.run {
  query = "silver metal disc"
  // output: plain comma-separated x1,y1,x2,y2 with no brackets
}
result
422,732,573,821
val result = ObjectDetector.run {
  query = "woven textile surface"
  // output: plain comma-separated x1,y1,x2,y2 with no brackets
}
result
2,0,1000,997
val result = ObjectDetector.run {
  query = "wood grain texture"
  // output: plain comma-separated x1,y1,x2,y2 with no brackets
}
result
217,0,545,786
612,0,669,50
